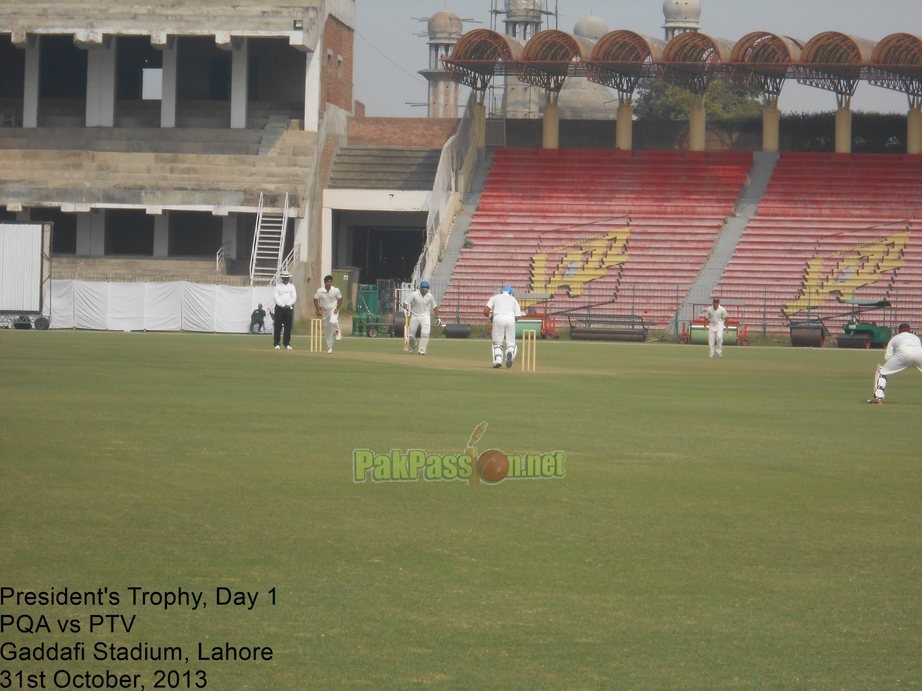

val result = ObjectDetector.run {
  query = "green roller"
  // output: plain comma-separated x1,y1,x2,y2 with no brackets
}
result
690,324,739,345
516,319,542,338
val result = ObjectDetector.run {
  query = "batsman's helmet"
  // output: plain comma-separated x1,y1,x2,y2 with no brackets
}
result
898,322,911,333
420,281,430,289
502,286,513,294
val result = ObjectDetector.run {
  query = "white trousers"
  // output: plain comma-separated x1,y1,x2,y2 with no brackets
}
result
408,315,431,352
708,325,725,355
324,311,339,348
491,314,517,364
880,348,922,378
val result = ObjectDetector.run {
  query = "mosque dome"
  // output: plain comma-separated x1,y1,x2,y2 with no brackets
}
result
427,10,463,41
557,79,617,120
663,0,702,28
573,15,609,41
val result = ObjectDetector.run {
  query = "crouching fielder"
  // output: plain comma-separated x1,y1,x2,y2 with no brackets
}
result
484,286,522,369
869,322,922,404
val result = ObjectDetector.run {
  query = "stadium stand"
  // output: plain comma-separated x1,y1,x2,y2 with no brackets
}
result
715,153,922,336
441,149,752,327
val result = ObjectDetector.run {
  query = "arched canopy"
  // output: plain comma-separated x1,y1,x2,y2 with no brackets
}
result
442,28,525,90
586,30,666,96
868,33,922,99
660,32,736,94
517,30,596,92
729,32,803,96
796,32,877,95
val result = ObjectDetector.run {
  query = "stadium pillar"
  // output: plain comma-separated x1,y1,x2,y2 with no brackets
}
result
688,93,706,152
473,96,486,148
230,39,249,129
85,40,117,128
908,106,922,155
22,36,40,128
835,107,852,154
616,103,633,150
160,42,178,128
542,95,559,149
762,102,779,152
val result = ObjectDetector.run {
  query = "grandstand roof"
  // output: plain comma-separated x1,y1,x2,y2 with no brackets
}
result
796,32,877,95
728,32,804,96
869,33,922,98
660,31,736,93
444,27,922,104
585,30,667,96
518,29,595,91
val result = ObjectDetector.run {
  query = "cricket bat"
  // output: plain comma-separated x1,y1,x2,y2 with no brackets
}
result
403,311,409,352
467,421,487,486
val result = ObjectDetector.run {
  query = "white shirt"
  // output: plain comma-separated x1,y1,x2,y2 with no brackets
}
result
313,286,342,315
273,281,297,308
886,331,922,360
406,291,437,318
705,305,728,328
487,292,522,318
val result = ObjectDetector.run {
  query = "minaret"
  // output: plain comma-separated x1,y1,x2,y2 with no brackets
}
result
662,0,701,41
418,11,463,118
503,0,543,41
501,0,545,119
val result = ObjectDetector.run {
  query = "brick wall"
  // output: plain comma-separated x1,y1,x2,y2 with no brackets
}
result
347,117,459,148
320,15,354,117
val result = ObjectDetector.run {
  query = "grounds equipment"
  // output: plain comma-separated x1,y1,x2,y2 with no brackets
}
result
679,300,750,346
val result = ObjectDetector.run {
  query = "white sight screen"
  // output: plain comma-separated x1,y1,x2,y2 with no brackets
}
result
0,223,44,313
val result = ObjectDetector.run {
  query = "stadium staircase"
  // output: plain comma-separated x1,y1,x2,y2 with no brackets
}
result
249,193,290,286
678,151,779,325
714,153,922,336
428,148,495,304
440,149,753,329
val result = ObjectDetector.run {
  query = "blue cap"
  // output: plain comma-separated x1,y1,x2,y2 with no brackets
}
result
502,286,513,294
420,281,430,288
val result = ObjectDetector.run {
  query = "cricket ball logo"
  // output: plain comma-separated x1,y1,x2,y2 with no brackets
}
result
352,421,566,485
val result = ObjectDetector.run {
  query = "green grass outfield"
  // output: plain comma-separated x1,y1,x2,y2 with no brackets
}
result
1,330,920,690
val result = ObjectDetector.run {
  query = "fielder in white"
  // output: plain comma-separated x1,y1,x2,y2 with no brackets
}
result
403,280,440,355
869,322,922,404
312,274,343,354
704,297,729,358
484,286,522,369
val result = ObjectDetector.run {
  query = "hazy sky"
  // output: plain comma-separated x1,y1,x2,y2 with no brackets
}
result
353,0,922,117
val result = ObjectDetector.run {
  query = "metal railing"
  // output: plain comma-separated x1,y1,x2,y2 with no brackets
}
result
271,244,301,286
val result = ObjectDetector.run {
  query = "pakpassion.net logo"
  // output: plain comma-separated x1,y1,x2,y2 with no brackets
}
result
353,422,566,485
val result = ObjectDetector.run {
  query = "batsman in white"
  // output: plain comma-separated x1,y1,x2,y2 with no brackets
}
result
704,297,728,358
403,280,440,355
869,322,922,404
484,286,522,369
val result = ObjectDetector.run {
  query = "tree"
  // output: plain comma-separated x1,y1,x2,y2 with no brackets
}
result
634,78,762,121
633,77,763,148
